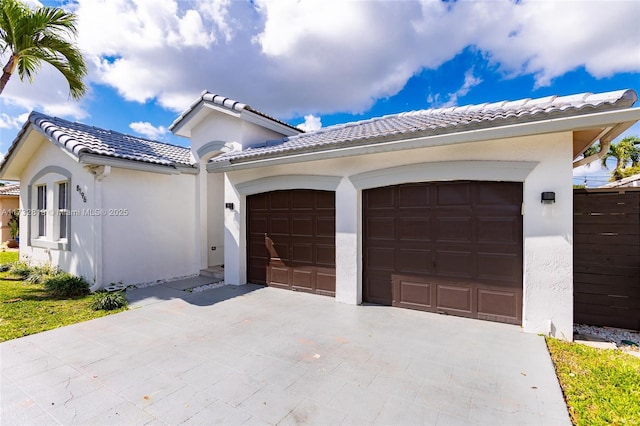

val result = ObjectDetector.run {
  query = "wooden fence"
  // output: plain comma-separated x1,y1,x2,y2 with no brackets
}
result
573,188,640,330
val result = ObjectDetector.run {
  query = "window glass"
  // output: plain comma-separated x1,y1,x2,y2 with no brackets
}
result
37,185,47,237
58,182,68,239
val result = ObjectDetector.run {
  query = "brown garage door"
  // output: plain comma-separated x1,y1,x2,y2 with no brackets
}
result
247,189,336,296
363,181,523,324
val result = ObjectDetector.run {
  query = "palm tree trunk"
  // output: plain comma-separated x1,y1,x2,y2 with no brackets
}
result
0,55,17,96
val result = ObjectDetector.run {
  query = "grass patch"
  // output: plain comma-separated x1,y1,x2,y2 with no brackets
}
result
0,250,18,264
0,252,127,342
546,337,640,426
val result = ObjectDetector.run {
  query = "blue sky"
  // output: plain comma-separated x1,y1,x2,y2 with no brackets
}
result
1,0,639,187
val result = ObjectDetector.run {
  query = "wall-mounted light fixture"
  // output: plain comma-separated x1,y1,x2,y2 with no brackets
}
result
225,202,234,210
541,192,556,204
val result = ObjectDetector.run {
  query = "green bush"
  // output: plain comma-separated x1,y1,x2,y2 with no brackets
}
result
0,263,12,272
9,260,32,278
42,273,90,297
26,264,60,284
90,290,128,311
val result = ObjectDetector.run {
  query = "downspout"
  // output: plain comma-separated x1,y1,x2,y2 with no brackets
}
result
89,165,111,291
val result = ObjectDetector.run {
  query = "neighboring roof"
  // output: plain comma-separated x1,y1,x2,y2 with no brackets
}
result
600,173,640,188
169,91,302,134
211,89,638,166
0,183,19,196
2,112,193,170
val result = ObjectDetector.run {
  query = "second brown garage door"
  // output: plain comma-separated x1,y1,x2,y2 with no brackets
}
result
247,189,336,296
363,181,523,324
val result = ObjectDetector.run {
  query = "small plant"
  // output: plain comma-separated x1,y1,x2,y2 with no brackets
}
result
0,263,11,272
9,260,32,278
8,211,19,240
42,273,90,297
26,263,60,284
90,290,128,311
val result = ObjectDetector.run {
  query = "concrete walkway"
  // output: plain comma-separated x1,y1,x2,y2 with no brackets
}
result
1,283,570,425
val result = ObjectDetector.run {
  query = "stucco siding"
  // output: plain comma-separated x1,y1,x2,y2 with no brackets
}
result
223,132,574,338
19,138,96,283
101,168,198,286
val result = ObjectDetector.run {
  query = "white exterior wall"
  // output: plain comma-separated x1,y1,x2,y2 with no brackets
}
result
100,168,198,286
188,110,293,270
222,132,574,339
19,140,97,283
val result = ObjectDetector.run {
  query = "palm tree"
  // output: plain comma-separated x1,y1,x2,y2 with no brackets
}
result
582,136,640,181
0,0,87,99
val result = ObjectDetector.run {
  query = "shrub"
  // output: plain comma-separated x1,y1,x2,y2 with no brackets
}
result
42,273,90,297
0,263,11,272
90,290,128,311
26,263,60,284
9,260,32,278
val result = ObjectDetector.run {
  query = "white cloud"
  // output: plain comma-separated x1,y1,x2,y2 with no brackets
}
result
0,112,29,130
298,114,322,132
428,69,483,108
2,0,638,124
129,121,168,140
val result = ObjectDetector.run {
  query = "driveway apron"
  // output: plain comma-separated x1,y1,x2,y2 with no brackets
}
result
1,284,570,425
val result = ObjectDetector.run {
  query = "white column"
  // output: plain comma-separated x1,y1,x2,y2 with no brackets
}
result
224,173,245,285
335,178,361,304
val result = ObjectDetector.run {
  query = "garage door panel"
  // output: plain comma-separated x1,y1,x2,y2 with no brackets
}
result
292,217,313,236
392,275,434,310
478,217,519,243
399,217,430,240
292,269,313,290
316,244,335,266
316,270,336,294
247,189,335,296
399,185,430,207
317,217,335,236
476,183,520,206
436,217,472,242
363,181,522,325
367,217,395,240
436,183,471,206
292,243,313,263
437,284,473,314
397,249,432,274
366,248,396,271
477,288,519,320
477,253,520,282
436,251,473,278
270,217,290,235
366,187,395,209
316,191,335,209
365,275,393,305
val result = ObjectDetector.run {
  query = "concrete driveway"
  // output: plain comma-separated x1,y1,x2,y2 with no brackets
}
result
1,284,570,425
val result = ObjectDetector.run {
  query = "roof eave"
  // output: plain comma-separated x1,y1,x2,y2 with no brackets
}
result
79,153,195,175
207,107,640,173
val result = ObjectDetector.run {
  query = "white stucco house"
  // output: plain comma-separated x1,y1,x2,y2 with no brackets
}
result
1,89,639,340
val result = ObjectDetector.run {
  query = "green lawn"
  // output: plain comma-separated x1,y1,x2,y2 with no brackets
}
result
0,251,126,342
547,337,640,426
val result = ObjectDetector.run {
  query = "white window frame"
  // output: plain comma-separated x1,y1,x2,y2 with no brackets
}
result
28,167,72,251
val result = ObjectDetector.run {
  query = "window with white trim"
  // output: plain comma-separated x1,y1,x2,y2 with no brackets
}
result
36,184,47,237
29,167,72,251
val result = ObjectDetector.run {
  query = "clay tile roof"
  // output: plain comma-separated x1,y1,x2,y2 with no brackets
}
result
169,91,301,133
0,183,19,196
212,89,638,165
23,112,193,167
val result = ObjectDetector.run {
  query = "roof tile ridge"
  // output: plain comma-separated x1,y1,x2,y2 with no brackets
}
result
30,111,88,157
